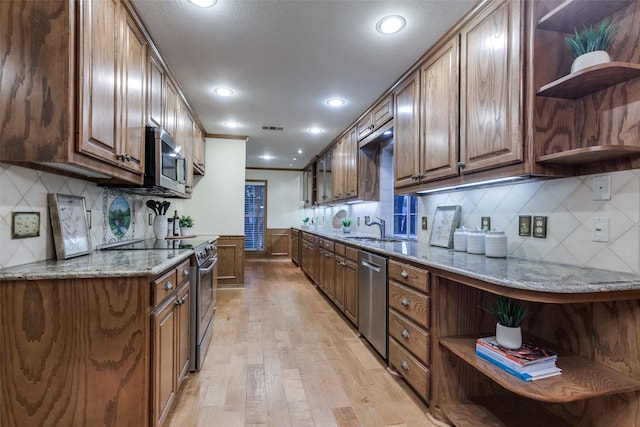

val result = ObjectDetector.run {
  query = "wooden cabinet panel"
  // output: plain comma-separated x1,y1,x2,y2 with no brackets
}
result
78,0,120,165
152,296,177,427
176,282,191,386
164,79,179,138
372,95,393,130
153,267,178,307
119,10,146,174
217,235,245,287
459,0,523,173
394,71,421,188
420,36,459,182
322,247,335,300
291,229,300,266
389,337,430,402
193,123,205,174
344,257,358,326
389,259,429,293
389,281,430,329
334,254,346,311
147,51,164,128
389,309,429,364
268,228,290,256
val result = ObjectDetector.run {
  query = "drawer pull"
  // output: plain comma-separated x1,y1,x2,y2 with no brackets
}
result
401,329,410,339
401,361,409,371
401,270,409,278
182,269,189,276
401,297,410,306
175,298,183,306
164,281,174,291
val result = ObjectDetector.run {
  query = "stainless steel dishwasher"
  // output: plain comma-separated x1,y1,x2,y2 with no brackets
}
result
358,250,388,358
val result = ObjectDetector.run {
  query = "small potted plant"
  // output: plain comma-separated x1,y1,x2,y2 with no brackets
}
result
302,217,310,228
566,17,618,73
178,215,194,236
341,217,353,233
482,296,529,349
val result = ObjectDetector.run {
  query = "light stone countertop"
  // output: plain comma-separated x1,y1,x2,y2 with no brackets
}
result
299,227,640,296
0,249,194,280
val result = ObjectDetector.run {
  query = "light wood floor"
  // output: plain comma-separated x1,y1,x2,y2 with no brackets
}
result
165,258,441,427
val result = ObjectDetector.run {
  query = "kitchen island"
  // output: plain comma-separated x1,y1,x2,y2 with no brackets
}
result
295,227,640,426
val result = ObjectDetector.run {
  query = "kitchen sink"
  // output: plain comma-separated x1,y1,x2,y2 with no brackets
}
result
344,236,403,243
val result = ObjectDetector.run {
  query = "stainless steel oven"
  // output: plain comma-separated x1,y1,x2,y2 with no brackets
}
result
190,241,217,371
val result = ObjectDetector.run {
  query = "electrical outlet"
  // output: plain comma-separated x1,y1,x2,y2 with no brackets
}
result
357,217,360,226
592,217,609,242
481,216,491,231
519,216,532,236
422,216,428,230
364,216,370,224
533,216,547,238
148,214,154,226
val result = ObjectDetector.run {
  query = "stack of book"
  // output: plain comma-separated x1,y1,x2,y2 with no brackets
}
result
475,336,561,382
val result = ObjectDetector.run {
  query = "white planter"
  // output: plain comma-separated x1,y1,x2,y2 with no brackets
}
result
495,323,522,349
153,215,167,239
343,226,351,233
571,50,610,73
180,227,192,237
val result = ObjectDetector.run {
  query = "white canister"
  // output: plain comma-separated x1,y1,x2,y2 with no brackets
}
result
485,229,507,258
466,228,486,255
453,227,468,252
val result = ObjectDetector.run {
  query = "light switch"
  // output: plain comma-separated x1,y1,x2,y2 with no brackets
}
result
519,216,532,236
422,216,428,230
481,216,491,231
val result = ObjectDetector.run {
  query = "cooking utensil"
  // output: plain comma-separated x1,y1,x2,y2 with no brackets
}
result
146,200,158,214
162,201,170,215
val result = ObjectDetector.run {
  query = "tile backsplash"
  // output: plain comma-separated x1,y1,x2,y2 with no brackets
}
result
0,163,183,269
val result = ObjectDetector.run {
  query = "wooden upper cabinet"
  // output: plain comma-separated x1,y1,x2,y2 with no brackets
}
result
119,10,146,174
459,0,523,173
357,95,393,141
344,127,358,197
394,71,421,188
78,0,120,166
164,79,179,138
147,51,164,128
420,36,460,182
193,123,205,175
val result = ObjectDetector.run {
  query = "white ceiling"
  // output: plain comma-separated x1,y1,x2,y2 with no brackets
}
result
130,0,477,169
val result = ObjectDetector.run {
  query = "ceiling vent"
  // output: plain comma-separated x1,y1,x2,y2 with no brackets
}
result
262,125,284,131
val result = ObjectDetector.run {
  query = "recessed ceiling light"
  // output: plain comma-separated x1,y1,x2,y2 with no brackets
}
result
214,87,233,97
308,128,322,134
289,163,293,167
188,0,217,8
327,98,345,107
376,15,406,34
224,121,239,128
298,149,303,154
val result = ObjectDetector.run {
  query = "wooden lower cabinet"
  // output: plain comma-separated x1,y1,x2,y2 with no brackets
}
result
387,258,431,404
291,228,300,265
217,235,245,287
343,247,359,326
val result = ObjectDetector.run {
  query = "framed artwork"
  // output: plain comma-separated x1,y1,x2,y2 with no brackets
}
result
48,193,92,259
102,188,136,244
429,205,461,248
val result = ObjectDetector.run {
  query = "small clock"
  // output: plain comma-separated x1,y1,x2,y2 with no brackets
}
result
12,212,41,239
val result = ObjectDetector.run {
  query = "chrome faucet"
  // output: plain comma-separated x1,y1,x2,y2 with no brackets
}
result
366,217,386,239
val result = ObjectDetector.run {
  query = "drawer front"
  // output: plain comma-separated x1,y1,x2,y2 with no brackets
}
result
153,268,178,307
334,243,346,257
291,228,299,236
176,259,191,286
323,240,335,252
389,337,430,402
346,246,359,262
389,259,429,292
389,309,429,364
389,281,430,329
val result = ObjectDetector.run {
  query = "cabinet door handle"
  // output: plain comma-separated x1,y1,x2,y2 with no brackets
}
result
401,361,409,371
401,297,410,306
457,161,466,169
164,281,174,290
182,269,189,276
401,270,409,278
175,298,183,306
124,154,132,161
401,329,410,339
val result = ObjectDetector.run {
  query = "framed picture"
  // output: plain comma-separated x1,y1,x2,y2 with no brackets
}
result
429,205,461,248
48,193,92,259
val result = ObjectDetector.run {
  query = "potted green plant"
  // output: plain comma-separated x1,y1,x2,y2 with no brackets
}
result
178,215,194,236
302,217,310,228
566,17,618,73
341,217,353,233
482,296,529,349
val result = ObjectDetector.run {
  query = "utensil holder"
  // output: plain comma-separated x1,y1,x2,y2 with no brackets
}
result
153,215,167,239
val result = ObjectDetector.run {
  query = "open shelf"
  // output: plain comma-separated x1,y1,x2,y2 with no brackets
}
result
537,0,632,33
439,395,571,427
537,62,640,99
439,336,640,403
536,145,640,165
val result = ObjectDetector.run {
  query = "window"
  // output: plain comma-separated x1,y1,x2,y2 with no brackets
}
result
393,195,417,239
244,182,266,250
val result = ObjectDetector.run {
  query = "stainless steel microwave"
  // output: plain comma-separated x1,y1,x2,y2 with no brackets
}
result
143,126,187,197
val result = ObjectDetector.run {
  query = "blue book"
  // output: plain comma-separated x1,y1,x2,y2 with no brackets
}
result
475,350,561,382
